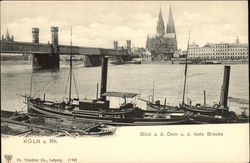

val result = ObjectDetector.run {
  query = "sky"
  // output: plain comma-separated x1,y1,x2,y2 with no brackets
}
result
1,1,248,50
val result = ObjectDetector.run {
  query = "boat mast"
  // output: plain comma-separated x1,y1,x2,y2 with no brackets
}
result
164,98,166,109
96,83,99,99
182,31,191,105
152,81,155,103
30,71,33,97
69,27,73,104
204,90,206,106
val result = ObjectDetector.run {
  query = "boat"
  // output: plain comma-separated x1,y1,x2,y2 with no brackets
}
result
180,69,242,123
1,110,117,136
178,32,247,123
180,66,236,120
83,124,116,136
140,97,184,115
110,56,141,65
124,60,141,64
110,60,141,65
179,59,222,65
236,110,249,123
203,61,221,64
26,92,189,126
228,97,249,123
180,103,218,115
188,113,237,124
145,100,183,113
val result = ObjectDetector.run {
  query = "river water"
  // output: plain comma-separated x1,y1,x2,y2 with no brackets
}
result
1,62,249,115
1,62,249,162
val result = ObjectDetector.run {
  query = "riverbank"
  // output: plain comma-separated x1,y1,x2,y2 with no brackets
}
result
1,59,248,67
142,59,248,65
1,60,32,65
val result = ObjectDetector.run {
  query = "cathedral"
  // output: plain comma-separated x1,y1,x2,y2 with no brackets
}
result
146,6,177,60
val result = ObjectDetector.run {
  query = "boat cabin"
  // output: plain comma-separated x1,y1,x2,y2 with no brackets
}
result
79,92,139,111
79,99,109,111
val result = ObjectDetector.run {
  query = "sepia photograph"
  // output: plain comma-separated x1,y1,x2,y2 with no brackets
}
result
1,1,249,162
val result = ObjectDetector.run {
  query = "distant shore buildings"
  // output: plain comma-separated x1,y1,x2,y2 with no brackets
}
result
146,6,178,60
1,28,14,41
188,36,248,60
1,29,30,61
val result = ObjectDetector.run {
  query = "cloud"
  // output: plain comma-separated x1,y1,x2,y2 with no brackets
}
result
1,1,248,50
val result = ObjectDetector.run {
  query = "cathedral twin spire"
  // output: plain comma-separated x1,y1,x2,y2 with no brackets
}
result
147,5,178,57
156,8,165,36
156,5,176,36
166,5,175,34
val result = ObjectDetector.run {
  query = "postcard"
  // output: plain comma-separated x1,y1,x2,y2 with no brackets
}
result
1,1,249,162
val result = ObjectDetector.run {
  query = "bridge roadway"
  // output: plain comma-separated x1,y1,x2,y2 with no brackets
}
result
0,40,128,56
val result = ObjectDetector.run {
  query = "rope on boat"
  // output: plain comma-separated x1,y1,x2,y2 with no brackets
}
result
17,105,27,113
187,73,205,77
186,74,189,104
72,70,79,99
32,78,56,98
64,70,70,97
207,68,224,100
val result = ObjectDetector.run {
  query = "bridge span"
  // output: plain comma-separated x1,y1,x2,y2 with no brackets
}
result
0,27,129,69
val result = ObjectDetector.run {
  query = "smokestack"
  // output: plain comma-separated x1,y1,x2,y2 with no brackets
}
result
220,66,230,108
100,57,108,101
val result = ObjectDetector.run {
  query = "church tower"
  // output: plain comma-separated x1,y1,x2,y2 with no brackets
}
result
2,28,14,41
146,5,178,60
6,28,11,40
156,8,165,37
166,5,177,51
235,35,239,44
166,5,175,34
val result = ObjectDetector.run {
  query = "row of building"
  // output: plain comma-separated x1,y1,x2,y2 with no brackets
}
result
187,38,248,60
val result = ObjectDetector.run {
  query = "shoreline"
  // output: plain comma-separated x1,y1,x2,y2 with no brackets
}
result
1,60,248,66
142,60,249,65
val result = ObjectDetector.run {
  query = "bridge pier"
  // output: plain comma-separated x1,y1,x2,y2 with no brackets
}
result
84,55,102,67
32,54,60,70
32,27,60,70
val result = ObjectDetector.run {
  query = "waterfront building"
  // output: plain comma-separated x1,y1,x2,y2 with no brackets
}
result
131,47,146,57
1,28,14,41
188,37,248,60
142,50,152,61
146,6,178,60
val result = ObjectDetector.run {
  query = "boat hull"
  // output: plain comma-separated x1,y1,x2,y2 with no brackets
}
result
188,114,238,124
147,102,185,114
180,104,218,115
27,102,189,126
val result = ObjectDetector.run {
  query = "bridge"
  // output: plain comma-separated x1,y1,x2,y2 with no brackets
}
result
0,26,130,100
0,27,129,69
0,40,127,56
